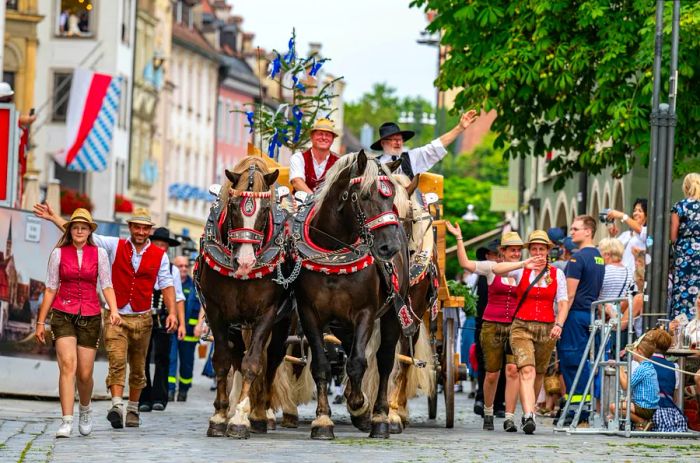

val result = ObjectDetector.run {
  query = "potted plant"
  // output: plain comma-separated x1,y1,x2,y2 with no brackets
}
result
59,187,93,215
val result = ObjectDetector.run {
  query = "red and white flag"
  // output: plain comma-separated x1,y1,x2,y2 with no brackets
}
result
55,68,122,172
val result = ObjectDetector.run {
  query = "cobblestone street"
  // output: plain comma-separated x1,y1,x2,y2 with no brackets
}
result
2,356,699,463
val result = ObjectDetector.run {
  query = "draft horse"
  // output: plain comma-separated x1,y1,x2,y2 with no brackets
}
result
196,157,289,439
291,150,414,439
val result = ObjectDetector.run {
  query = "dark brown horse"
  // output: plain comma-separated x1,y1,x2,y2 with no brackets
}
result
196,157,290,439
291,150,413,439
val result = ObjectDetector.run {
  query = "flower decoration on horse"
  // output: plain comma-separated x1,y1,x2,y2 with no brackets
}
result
242,29,343,160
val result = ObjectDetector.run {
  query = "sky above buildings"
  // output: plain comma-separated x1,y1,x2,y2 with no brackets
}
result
229,0,438,104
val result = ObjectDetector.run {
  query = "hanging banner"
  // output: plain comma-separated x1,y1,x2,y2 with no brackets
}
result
0,104,19,207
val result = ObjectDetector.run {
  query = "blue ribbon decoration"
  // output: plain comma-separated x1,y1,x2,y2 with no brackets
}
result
268,129,279,158
292,74,305,92
269,52,282,79
283,36,295,64
245,111,255,133
291,105,303,142
309,58,324,77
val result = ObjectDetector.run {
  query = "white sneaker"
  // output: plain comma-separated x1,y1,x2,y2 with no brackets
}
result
79,408,93,436
56,419,73,438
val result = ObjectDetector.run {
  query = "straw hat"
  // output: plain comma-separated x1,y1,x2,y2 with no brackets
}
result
310,118,339,137
63,208,97,232
127,207,155,226
526,230,554,248
500,231,524,248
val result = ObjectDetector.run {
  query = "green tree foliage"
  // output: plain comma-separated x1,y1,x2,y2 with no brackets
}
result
344,83,442,148
410,0,700,185
435,132,509,185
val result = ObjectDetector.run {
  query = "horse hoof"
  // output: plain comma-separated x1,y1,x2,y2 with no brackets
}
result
351,412,372,433
226,424,251,439
281,413,298,428
369,421,390,439
311,425,335,440
389,421,403,434
207,422,226,437
249,419,267,434
267,419,276,431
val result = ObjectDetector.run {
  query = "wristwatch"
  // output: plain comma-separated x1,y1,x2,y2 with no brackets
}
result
622,213,629,222
555,322,563,328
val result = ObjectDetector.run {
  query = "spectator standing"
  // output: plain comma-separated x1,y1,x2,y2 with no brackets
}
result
606,199,648,272
559,216,605,409
670,173,700,319
168,256,203,402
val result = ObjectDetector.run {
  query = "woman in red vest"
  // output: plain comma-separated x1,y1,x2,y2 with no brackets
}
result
491,230,570,435
34,208,121,438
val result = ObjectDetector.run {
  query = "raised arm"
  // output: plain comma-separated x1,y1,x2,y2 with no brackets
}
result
33,203,67,230
438,110,478,147
445,221,476,272
492,256,545,275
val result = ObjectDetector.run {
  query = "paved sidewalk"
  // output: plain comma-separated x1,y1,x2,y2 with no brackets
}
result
2,371,700,462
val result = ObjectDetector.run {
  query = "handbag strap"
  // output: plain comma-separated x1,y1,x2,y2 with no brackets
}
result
512,265,549,320
616,267,629,299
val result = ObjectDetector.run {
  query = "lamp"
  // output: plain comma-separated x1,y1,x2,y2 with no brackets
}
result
461,204,479,222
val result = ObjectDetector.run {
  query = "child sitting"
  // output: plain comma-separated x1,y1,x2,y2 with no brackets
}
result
610,337,659,430
645,328,687,432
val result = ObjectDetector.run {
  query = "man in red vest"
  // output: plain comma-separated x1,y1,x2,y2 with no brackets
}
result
289,118,340,193
34,204,183,429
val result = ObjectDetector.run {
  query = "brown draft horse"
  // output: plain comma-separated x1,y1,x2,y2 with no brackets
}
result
292,150,412,439
197,157,289,439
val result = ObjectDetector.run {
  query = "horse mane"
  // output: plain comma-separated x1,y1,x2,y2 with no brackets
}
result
315,151,399,211
391,174,412,220
219,156,274,205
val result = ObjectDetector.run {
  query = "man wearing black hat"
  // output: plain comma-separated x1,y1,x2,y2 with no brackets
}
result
139,227,186,412
372,110,478,178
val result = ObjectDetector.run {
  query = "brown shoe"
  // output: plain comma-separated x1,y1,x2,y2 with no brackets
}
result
107,405,124,429
125,410,140,427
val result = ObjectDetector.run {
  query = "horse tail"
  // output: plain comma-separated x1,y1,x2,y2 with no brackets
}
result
271,357,294,412
359,320,382,412
404,323,435,399
293,347,314,405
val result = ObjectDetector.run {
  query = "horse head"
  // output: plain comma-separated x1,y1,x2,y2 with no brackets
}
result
222,158,279,277
317,150,405,261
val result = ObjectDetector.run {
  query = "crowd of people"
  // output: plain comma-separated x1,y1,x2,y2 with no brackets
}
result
452,174,700,434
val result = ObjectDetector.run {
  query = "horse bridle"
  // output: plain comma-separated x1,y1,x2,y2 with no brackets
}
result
227,164,272,251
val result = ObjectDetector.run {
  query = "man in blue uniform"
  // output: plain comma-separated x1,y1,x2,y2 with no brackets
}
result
168,256,202,402
559,215,605,411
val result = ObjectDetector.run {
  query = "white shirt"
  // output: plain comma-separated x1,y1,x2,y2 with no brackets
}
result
378,138,447,176
155,264,185,302
92,234,174,314
619,226,648,271
289,150,334,186
45,247,112,291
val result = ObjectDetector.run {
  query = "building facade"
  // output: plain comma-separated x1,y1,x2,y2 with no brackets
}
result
32,0,136,221
166,0,219,239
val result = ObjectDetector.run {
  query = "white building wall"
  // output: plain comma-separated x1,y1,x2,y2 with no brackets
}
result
33,0,135,221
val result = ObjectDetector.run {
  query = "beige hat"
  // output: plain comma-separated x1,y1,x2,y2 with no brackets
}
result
526,230,554,249
500,231,524,248
127,207,155,226
63,208,97,232
310,118,339,137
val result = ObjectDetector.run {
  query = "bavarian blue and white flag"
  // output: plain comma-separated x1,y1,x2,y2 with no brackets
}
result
55,68,122,172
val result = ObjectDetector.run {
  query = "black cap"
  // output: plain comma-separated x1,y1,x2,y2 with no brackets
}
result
150,227,181,247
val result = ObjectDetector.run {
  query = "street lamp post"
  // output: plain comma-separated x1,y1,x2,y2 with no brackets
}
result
645,0,680,329
461,204,479,223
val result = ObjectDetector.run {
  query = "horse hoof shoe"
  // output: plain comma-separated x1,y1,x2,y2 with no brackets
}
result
267,419,276,431
351,413,372,433
388,421,403,434
249,419,267,434
311,425,335,440
281,413,298,428
226,424,251,439
369,421,390,439
207,422,226,437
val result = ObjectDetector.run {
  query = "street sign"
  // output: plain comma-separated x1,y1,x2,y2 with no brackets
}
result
490,186,518,212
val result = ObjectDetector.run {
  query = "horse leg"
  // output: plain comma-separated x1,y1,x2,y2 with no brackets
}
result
370,314,401,438
208,317,233,437
226,309,276,439
297,302,335,440
388,336,410,434
345,312,374,433
262,317,290,431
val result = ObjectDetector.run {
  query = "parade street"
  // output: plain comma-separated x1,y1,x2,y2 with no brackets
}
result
1,359,699,463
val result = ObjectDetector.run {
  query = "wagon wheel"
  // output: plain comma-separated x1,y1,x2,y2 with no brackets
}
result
443,317,455,428
428,320,440,420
